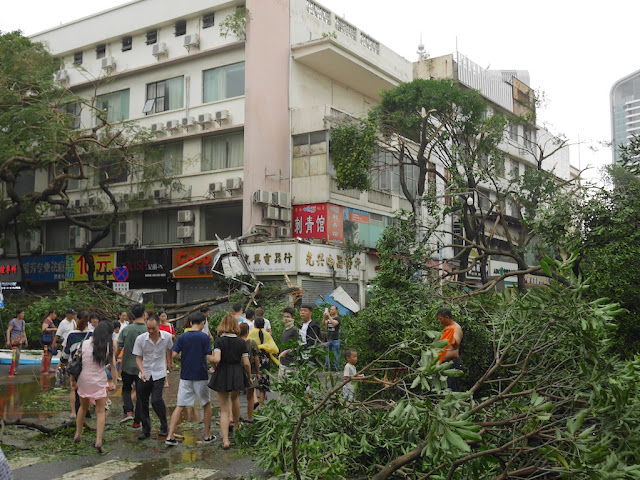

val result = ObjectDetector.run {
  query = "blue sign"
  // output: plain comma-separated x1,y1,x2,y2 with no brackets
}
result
23,255,66,283
113,266,129,282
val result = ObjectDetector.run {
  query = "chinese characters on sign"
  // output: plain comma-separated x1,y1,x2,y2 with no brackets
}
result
65,253,116,282
0,260,23,282
240,244,364,278
23,255,66,282
293,203,345,244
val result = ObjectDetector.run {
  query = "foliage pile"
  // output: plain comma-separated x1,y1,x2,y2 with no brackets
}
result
0,285,130,344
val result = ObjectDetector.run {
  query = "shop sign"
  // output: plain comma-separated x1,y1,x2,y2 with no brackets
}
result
0,260,22,282
298,244,364,277
23,255,66,282
466,250,488,279
1,282,21,291
525,274,550,287
240,244,297,274
489,260,518,284
172,247,214,278
239,243,365,278
65,253,116,282
118,249,171,281
293,203,330,241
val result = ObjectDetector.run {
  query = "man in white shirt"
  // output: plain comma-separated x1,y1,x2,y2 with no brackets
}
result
199,307,214,342
133,316,173,440
55,309,77,349
243,309,256,331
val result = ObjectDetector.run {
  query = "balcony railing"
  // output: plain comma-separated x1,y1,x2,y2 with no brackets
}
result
306,0,380,55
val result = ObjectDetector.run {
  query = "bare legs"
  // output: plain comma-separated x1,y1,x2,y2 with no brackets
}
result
74,396,107,452
166,405,184,441
245,388,255,421
217,391,240,448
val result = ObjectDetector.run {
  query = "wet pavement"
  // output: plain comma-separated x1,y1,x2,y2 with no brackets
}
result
0,364,275,480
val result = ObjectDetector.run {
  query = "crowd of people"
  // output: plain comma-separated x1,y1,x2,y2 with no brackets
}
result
5,302,463,452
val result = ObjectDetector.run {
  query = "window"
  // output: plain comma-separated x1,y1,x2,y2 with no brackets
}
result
143,210,178,245
202,133,244,171
370,149,419,198
45,221,69,252
146,142,183,175
63,102,81,129
203,62,245,102
73,51,83,65
427,161,436,196
50,164,82,190
122,36,132,52
97,89,130,122
523,127,535,148
96,44,106,59
203,12,215,28
509,124,518,141
201,203,242,241
292,131,328,177
91,154,128,186
146,30,157,45
493,156,505,178
175,20,186,36
144,77,184,114
509,159,519,178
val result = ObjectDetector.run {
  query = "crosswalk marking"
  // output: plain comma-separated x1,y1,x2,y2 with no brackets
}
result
161,468,219,480
53,459,140,480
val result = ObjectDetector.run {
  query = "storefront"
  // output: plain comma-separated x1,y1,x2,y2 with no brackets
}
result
172,246,219,304
0,259,23,298
117,249,175,303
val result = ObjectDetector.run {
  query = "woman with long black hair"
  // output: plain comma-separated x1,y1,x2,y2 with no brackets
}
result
70,321,117,453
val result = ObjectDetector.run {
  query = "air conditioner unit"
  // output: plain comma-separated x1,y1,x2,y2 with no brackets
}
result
264,206,280,220
166,120,181,131
101,56,116,71
151,122,166,133
88,196,99,209
118,220,136,245
153,188,169,200
152,42,167,57
272,191,291,207
73,199,82,208
277,227,291,237
215,110,229,122
197,113,213,124
253,190,271,204
54,69,69,83
181,117,196,128
177,226,194,239
69,226,87,249
183,34,200,48
280,208,292,222
226,177,242,190
177,210,194,223
209,182,224,193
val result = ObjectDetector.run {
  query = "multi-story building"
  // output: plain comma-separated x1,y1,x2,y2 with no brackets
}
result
0,0,570,301
611,69,640,164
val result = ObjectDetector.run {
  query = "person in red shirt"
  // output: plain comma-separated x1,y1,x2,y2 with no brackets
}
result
437,308,463,391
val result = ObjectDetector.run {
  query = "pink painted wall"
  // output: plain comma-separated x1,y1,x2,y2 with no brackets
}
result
243,0,291,234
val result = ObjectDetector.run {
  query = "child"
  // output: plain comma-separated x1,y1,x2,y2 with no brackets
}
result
343,348,358,401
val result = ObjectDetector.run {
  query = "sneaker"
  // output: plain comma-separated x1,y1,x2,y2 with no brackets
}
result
132,422,142,429
165,437,178,446
203,435,216,443
137,432,150,441
119,412,133,423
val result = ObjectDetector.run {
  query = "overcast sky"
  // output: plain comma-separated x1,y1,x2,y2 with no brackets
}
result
2,0,637,181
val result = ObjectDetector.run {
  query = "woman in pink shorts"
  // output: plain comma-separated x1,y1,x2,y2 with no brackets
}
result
70,321,117,453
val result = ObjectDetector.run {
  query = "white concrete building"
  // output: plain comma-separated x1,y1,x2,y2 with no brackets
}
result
3,0,570,300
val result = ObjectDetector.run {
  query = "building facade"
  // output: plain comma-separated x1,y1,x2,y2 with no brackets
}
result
1,0,571,301
611,69,640,164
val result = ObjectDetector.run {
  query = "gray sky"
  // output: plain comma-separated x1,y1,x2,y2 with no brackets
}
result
3,0,637,180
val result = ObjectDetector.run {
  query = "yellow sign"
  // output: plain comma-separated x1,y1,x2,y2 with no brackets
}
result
65,253,116,282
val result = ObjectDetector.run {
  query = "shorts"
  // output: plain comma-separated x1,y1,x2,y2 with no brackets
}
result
177,379,210,407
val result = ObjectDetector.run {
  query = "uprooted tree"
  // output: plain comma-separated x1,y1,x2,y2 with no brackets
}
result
239,232,640,479
329,78,578,293
0,31,180,282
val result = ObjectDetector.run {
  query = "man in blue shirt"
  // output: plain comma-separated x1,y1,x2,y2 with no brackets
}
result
165,312,215,445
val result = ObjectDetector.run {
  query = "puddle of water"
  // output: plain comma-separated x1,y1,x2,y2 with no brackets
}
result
0,373,58,421
126,450,210,479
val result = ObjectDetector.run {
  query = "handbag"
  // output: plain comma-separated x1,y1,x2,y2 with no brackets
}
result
66,332,90,379
40,332,53,345
207,369,218,390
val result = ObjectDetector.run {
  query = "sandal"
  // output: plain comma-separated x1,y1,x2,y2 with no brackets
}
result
95,442,103,454
222,443,231,450
73,435,81,444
